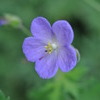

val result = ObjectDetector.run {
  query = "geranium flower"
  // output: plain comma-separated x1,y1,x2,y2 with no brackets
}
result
0,19,7,26
22,17,78,79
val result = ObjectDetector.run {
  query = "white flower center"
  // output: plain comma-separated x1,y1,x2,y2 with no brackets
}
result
51,43,57,50
45,42,58,54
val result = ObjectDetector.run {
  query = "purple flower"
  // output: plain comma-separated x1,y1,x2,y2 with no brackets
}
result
0,19,7,26
22,17,77,79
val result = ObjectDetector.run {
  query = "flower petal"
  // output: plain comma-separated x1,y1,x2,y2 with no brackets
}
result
22,37,46,62
31,17,53,42
35,51,58,79
52,20,74,45
57,46,77,72
0,19,7,26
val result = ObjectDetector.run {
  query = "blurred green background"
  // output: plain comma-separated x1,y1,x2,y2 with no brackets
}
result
0,0,100,100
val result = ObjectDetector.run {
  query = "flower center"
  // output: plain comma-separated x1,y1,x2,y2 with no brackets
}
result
45,43,57,54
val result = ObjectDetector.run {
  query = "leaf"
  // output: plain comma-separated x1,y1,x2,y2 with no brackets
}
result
78,80,100,100
66,65,88,81
0,90,10,100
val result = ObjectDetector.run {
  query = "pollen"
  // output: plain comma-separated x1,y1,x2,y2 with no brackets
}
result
45,42,57,54
45,43,53,54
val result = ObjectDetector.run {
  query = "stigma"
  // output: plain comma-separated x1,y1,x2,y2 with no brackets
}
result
45,42,57,54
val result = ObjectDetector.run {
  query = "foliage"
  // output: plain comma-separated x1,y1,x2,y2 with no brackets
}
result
0,0,100,100
0,91,10,100
28,65,87,100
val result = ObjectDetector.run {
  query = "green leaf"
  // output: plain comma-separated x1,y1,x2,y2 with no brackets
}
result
66,65,88,81
78,80,100,100
0,90,10,100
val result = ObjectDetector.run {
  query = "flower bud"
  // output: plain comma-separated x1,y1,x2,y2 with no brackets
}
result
4,14,22,28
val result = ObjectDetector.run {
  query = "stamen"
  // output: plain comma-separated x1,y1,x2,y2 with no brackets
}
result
45,42,57,54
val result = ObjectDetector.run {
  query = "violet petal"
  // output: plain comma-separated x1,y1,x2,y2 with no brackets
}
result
52,20,74,46
22,37,45,62
0,19,7,26
31,17,53,42
57,46,77,72
35,51,58,79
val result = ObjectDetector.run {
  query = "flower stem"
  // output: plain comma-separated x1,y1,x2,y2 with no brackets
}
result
20,24,32,36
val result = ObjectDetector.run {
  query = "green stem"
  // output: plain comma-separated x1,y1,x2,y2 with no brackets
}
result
20,24,32,36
